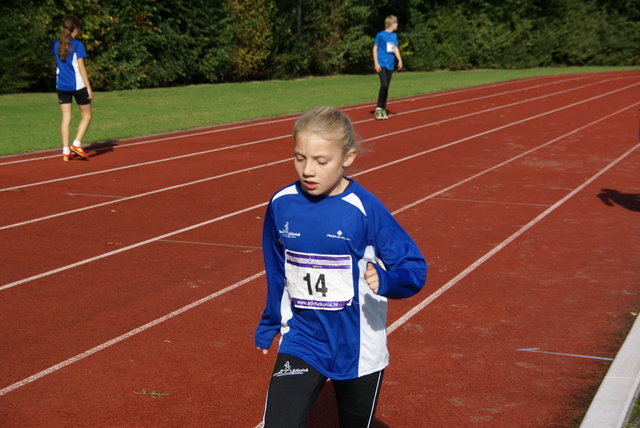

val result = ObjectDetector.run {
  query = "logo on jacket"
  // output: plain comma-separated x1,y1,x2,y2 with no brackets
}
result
279,222,300,239
326,230,351,241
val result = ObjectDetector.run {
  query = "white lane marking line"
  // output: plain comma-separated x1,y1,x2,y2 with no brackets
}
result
391,76,630,119
0,271,266,397
517,348,614,361
429,198,553,207
0,116,300,166
348,73,593,111
0,134,287,192
387,141,640,336
158,239,261,250
0,158,289,231
388,102,639,216
353,85,638,182
67,193,125,199
0,202,268,291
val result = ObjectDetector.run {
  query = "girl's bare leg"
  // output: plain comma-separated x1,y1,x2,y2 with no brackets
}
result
60,103,73,148
74,103,92,143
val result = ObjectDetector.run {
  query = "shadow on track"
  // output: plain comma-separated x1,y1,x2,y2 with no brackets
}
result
596,188,640,212
86,140,118,158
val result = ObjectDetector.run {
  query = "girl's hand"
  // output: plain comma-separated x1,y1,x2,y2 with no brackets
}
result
257,347,269,355
364,263,379,294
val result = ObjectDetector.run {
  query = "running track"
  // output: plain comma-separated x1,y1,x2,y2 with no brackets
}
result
1,71,639,427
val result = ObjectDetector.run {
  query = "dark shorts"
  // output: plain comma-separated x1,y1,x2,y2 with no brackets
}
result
57,88,91,105
263,353,384,428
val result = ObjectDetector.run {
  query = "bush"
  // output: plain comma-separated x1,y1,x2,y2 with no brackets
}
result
1,0,638,94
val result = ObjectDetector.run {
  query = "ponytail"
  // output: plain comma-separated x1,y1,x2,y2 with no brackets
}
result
58,15,80,62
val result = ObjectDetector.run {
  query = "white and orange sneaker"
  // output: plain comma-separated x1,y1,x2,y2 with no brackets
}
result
70,145,89,158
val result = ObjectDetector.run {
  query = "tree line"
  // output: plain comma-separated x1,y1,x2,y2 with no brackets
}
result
1,0,638,94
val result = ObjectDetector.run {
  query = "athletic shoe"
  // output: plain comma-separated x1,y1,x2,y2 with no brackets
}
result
382,109,389,119
63,153,70,161
375,109,384,120
70,145,89,158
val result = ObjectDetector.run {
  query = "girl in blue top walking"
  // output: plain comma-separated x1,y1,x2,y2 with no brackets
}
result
372,15,403,120
255,106,427,427
53,15,93,161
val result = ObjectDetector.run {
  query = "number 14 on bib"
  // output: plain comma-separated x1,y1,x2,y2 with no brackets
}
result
285,250,355,310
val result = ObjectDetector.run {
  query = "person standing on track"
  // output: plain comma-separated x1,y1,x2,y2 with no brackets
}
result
255,106,427,427
53,15,93,162
373,15,403,121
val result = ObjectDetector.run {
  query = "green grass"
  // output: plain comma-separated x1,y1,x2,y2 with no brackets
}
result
1,66,637,156
627,396,640,428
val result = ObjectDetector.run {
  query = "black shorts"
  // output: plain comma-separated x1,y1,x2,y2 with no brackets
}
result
57,88,91,105
263,353,384,428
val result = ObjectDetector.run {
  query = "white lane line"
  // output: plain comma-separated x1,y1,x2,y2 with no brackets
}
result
0,115,299,167
350,74,620,117
158,239,262,250
429,198,553,207
516,348,614,361
0,158,289,231
387,141,640,335
0,202,268,291
67,193,125,199
2,80,635,231
388,102,639,216
0,271,266,397
0,112,636,399
390,76,629,118
352,85,638,178
0,134,287,192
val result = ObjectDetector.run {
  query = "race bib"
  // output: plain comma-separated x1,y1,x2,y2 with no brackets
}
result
386,42,395,53
285,250,354,310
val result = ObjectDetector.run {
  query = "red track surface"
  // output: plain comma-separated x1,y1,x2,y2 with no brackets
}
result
1,71,639,427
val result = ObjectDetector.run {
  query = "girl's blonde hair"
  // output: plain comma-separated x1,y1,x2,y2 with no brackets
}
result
58,15,80,62
293,106,361,154
385,15,398,29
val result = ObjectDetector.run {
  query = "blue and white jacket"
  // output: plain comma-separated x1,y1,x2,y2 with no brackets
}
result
255,179,427,380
